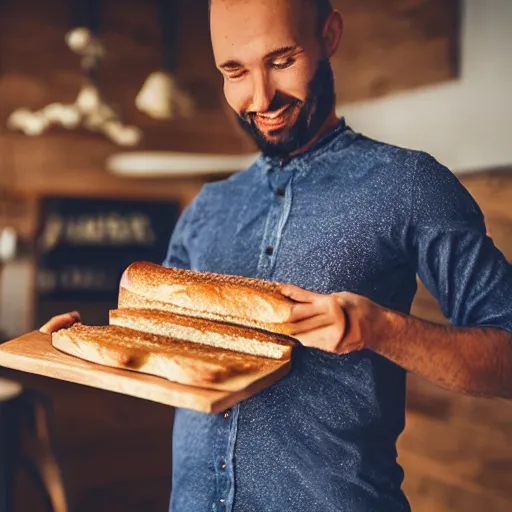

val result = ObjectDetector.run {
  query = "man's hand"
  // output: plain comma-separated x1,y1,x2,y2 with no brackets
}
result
280,284,383,354
39,311,81,335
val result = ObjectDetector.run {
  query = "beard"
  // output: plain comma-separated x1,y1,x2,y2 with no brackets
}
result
236,58,336,159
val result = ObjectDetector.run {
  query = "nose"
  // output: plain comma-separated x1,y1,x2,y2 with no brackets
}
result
248,70,274,113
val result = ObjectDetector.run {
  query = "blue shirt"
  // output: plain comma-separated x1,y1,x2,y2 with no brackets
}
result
164,119,512,512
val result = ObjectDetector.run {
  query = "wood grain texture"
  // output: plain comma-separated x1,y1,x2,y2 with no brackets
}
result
0,0,243,151
333,0,460,103
400,378,512,511
0,331,291,413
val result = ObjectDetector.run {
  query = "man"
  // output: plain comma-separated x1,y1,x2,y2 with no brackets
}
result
43,0,512,510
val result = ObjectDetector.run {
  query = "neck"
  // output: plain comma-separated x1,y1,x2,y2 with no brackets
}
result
289,111,339,157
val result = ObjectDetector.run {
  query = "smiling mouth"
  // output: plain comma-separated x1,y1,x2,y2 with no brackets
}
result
255,105,294,130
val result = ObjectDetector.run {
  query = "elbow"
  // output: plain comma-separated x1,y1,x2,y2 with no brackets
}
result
475,331,512,399
457,342,512,399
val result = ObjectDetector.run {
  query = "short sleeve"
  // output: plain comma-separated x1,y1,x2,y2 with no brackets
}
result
409,153,512,333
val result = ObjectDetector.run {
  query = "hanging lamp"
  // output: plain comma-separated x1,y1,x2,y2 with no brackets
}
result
7,0,142,147
135,0,195,120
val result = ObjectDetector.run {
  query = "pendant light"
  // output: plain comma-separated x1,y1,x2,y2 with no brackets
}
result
135,0,195,120
7,0,142,147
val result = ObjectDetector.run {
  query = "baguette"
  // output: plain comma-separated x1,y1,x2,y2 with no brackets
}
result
52,324,265,387
109,309,295,360
118,262,295,335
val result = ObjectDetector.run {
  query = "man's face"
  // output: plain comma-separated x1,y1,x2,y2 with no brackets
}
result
210,0,336,158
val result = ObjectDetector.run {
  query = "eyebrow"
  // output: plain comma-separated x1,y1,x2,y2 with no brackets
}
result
219,45,300,71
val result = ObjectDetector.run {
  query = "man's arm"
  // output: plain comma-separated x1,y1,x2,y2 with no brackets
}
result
280,285,512,399
371,306,512,398
282,153,512,398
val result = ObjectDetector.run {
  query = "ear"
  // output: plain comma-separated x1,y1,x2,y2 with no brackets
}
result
321,10,343,58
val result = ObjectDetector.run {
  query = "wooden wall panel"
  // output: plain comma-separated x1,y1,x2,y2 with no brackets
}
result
333,0,460,103
401,385,512,512
0,0,249,216
0,0,241,148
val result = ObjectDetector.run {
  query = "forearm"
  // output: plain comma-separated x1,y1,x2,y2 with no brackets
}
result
368,309,512,398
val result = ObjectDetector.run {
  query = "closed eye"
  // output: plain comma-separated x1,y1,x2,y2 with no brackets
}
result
225,69,248,81
270,56,296,70
219,58,248,81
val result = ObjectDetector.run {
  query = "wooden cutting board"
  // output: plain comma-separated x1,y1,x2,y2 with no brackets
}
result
0,331,292,413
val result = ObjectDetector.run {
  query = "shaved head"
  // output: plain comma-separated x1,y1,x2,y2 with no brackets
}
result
209,0,334,36
209,0,342,157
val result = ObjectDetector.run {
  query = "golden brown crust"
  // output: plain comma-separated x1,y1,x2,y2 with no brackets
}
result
51,324,264,386
122,261,285,296
117,286,294,336
119,262,294,332
109,308,295,359
110,308,294,345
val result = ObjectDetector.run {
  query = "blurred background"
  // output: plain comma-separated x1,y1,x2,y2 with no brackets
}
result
0,0,511,510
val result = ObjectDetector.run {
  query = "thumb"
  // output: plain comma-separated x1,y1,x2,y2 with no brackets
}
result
40,311,81,335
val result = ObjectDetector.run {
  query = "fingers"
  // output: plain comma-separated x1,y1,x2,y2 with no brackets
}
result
289,297,349,353
289,302,323,322
281,286,363,354
289,314,331,336
39,311,81,335
280,284,318,303
293,325,344,353
295,325,358,355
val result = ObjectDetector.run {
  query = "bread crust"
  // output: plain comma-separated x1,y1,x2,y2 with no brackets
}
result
109,308,295,360
118,262,295,335
52,324,265,386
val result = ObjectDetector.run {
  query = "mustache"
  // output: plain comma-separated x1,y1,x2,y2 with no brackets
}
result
234,58,335,159
240,93,303,122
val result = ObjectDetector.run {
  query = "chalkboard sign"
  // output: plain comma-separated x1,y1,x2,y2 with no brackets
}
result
34,196,180,326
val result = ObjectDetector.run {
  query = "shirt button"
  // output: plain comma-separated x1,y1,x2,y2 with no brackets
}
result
265,246,274,256
219,499,226,503
223,410,230,419
220,461,227,470
276,187,285,197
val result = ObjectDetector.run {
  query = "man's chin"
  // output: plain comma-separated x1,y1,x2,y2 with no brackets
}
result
261,133,288,145
237,116,300,156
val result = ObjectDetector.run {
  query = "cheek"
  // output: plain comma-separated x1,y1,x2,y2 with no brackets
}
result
272,61,316,102
222,58,317,112
223,80,251,114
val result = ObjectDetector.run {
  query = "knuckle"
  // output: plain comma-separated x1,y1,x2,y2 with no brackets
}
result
334,291,349,304
327,297,340,314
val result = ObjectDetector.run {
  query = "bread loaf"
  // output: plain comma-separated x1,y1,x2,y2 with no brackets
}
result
109,309,295,360
52,324,266,387
118,262,295,335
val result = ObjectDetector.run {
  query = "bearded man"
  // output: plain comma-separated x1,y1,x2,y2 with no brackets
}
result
43,1,512,511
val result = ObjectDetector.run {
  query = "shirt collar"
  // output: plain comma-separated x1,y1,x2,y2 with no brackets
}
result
256,117,352,174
